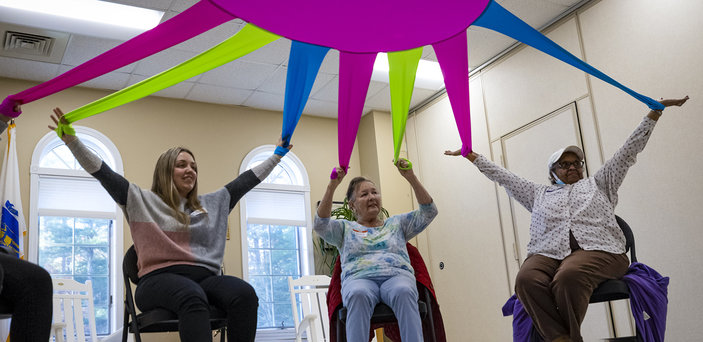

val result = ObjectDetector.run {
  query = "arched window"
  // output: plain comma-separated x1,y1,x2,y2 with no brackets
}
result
239,146,312,335
29,127,124,336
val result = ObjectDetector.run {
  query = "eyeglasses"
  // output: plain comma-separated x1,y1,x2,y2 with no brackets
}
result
556,160,584,169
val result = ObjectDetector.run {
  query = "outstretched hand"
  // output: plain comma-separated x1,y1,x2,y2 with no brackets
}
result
444,149,462,156
329,166,346,186
276,136,292,150
659,96,689,108
395,158,415,179
47,107,76,144
444,148,478,162
274,136,293,157
0,103,20,123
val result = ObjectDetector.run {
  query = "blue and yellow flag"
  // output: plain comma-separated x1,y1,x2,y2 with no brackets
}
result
0,121,26,258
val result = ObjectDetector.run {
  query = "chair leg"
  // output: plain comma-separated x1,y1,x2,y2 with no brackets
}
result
122,309,129,342
424,287,437,342
219,327,226,342
337,318,344,342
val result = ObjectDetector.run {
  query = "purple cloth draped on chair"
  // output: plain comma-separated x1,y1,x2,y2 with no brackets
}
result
503,262,669,342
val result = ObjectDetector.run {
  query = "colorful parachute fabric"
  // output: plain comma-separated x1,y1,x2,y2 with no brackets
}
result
0,0,664,172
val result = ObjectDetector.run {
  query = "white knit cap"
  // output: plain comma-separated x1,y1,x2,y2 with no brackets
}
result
547,145,584,170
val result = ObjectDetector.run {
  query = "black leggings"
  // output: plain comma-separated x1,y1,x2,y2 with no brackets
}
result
0,253,53,342
135,265,258,342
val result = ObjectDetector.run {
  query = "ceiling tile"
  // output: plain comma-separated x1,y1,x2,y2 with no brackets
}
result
255,67,287,95
257,66,337,97
317,50,340,74
173,20,246,53
63,35,137,73
132,49,198,77
106,0,174,11
409,88,440,108
310,76,338,102
186,84,252,106
365,81,388,101
242,90,284,112
365,84,391,110
57,65,130,90
422,46,437,62
309,73,336,98
198,60,279,90
241,38,292,66
0,56,60,82
127,75,194,99
169,0,199,12
467,27,517,70
499,0,577,28
302,99,338,118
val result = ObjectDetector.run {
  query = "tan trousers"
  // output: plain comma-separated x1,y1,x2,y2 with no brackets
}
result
515,236,629,342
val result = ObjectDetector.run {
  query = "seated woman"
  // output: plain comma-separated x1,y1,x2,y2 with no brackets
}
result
445,96,688,342
48,107,292,342
315,159,437,342
0,108,53,342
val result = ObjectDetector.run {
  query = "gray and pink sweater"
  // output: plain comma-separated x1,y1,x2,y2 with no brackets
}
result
67,138,281,278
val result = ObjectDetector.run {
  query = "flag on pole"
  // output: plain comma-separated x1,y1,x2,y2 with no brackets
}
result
0,120,26,342
0,120,25,258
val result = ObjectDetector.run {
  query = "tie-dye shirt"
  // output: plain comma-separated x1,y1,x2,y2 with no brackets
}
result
314,202,437,282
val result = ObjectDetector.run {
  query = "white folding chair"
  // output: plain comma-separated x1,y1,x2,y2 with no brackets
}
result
50,278,98,342
288,275,332,342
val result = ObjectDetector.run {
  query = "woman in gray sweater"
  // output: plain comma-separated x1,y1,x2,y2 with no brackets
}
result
48,107,291,342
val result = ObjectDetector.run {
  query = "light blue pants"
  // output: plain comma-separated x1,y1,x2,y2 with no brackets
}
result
341,272,423,342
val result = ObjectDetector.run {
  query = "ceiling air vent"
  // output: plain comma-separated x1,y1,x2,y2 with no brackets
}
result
5,31,54,57
0,23,69,64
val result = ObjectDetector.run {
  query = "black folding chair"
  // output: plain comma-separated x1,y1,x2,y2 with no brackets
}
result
336,284,437,342
121,245,226,342
529,215,642,342
587,215,642,341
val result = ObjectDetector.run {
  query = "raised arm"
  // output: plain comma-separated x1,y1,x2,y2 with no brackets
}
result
594,96,689,204
444,150,541,212
317,167,346,218
395,158,432,205
48,107,129,205
225,137,291,209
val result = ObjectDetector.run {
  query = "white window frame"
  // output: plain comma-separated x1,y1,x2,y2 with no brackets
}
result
239,145,313,338
28,126,125,335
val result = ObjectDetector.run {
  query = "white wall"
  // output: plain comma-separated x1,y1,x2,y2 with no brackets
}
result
410,0,703,340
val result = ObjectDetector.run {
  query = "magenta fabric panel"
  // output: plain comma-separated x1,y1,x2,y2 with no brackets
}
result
432,31,472,156
210,0,490,53
0,0,235,117
335,51,376,176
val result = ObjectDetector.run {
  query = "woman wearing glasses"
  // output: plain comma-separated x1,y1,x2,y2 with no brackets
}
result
445,96,688,342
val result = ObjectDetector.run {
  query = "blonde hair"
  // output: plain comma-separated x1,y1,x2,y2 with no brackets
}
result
151,147,203,225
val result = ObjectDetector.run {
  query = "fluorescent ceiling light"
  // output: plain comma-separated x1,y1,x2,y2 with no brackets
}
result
0,0,164,40
371,52,445,91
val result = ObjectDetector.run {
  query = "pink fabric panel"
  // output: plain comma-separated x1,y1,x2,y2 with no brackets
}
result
0,0,235,117
433,31,472,155
335,52,376,175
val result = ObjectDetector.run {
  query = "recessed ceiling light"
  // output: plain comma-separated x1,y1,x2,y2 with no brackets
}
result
0,0,164,40
372,52,445,91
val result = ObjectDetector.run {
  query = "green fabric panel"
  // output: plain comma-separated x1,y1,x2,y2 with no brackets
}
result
388,48,422,162
63,24,279,123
